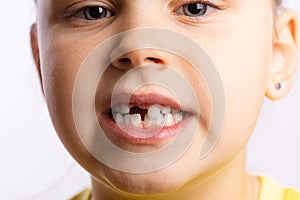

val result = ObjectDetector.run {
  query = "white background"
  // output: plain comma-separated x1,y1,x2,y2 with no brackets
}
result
0,1,299,199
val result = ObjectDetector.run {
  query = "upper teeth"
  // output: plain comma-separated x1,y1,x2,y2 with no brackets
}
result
112,104,130,114
112,104,183,128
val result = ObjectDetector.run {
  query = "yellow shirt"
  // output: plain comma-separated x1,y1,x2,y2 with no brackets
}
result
71,177,300,200
71,189,91,200
257,177,300,200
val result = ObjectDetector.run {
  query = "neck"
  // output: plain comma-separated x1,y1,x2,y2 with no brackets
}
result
91,148,260,200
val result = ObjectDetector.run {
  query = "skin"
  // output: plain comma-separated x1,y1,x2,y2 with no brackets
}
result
30,0,299,199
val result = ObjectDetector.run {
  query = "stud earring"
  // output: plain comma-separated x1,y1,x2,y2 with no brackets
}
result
275,83,282,90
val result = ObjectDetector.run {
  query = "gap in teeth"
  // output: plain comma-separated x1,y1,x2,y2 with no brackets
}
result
111,104,183,128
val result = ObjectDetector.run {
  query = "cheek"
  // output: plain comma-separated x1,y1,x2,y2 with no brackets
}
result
38,29,117,178
177,3,274,162
38,28,93,152
201,8,274,153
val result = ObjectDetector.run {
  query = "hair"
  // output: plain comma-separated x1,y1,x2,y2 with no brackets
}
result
274,0,283,11
275,0,282,6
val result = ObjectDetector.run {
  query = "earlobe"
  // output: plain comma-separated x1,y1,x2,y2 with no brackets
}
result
30,23,44,95
266,9,299,101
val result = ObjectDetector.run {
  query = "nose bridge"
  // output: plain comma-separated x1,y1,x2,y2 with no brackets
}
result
109,1,172,69
111,30,169,68
118,0,164,29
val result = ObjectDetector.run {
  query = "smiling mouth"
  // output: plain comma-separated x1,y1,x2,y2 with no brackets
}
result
109,103,184,128
98,93,193,146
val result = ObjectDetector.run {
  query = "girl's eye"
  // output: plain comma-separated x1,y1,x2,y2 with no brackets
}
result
74,6,114,20
175,3,208,17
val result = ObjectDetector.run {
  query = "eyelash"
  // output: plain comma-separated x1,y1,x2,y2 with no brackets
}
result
173,0,225,21
63,3,116,22
75,7,114,20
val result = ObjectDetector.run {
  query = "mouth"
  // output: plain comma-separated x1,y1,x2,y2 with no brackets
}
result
111,97,183,127
98,93,194,148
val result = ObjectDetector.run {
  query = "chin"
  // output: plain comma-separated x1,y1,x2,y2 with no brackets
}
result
101,166,189,195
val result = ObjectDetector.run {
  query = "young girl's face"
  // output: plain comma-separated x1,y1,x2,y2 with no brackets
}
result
32,0,298,196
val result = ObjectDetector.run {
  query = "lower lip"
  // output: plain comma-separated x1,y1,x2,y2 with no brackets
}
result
98,112,192,145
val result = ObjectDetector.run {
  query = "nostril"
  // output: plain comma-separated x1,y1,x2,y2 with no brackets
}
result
146,57,163,64
119,58,131,63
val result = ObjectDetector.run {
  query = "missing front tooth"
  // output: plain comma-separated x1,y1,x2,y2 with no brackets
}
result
129,106,148,121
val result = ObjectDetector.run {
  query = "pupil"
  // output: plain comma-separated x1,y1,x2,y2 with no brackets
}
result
88,7,105,18
187,3,204,15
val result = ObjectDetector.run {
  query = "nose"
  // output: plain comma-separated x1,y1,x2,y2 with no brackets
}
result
110,30,169,71
112,50,166,70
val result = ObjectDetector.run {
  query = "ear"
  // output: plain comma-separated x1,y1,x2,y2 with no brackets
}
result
30,23,44,95
266,9,299,100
